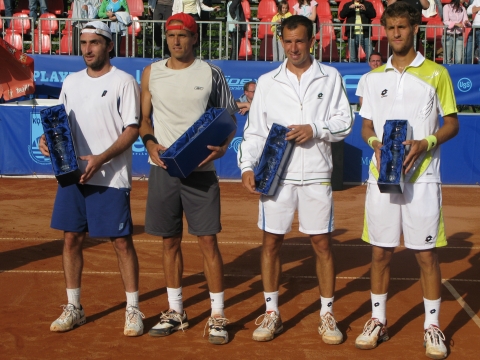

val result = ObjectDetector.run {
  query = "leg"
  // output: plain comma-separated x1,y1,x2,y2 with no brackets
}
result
29,0,38,22
444,35,453,64
348,36,358,62
261,232,284,293
197,234,224,293
310,233,335,298
466,31,473,64
163,235,183,289
415,248,441,301
454,36,463,64
371,245,394,295
111,235,139,293
39,0,48,14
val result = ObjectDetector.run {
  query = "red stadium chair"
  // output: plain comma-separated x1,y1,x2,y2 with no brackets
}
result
0,16,3,30
316,0,332,21
27,29,52,53
119,35,138,57
346,43,366,62
371,0,384,20
0,0,5,12
238,36,252,59
4,30,24,51
38,13,58,34
8,13,31,34
257,0,277,20
317,39,339,62
370,18,385,41
129,16,141,37
337,0,349,21
257,17,273,39
47,0,64,15
425,16,443,43
241,0,251,20
58,30,73,54
126,0,144,18
287,0,297,13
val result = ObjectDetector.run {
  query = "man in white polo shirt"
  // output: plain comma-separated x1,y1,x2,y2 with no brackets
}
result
39,21,143,337
354,3,458,359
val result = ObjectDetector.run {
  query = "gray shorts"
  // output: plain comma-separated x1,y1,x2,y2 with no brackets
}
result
145,165,221,237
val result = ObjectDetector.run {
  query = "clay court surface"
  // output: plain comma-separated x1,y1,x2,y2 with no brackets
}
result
1,178,479,359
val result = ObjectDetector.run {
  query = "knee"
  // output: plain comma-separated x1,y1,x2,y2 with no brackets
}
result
163,236,182,253
112,237,133,253
416,250,439,270
64,232,83,251
372,247,392,265
310,234,332,254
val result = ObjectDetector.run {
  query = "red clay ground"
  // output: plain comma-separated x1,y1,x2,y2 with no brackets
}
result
0,178,479,359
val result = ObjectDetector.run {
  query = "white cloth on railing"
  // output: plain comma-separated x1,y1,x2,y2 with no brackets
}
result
72,0,101,28
111,11,131,35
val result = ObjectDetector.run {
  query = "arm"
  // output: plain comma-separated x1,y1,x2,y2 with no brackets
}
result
419,0,430,10
236,101,251,115
364,2,376,20
229,0,240,19
98,0,109,18
362,118,382,171
138,66,168,169
288,70,353,144
79,124,139,184
200,0,220,12
308,5,317,22
339,2,354,19
402,114,459,174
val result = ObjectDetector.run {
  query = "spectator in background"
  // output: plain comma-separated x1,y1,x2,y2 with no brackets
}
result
356,51,383,107
292,0,317,23
227,0,246,60
397,0,429,14
271,0,292,61
443,0,470,64
148,0,173,56
98,0,131,55
236,81,256,115
71,0,102,55
340,0,376,62
3,0,13,28
172,0,220,20
466,0,480,64
29,0,48,23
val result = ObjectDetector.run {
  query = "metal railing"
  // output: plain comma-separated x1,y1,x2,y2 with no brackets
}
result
1,16,478,64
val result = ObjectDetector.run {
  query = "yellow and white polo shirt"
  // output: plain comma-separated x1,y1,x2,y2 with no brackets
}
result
360,52,457,184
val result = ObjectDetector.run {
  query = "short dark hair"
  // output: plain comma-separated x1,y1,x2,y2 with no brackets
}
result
243,81,256,91
381,1,422,27
281,15,313,40
277,0,289,11
369,51,382,61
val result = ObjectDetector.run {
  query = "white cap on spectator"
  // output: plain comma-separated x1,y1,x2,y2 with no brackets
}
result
81,21,112,41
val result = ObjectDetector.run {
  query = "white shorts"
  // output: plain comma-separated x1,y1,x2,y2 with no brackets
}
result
258,183,334,235
362,182,446,250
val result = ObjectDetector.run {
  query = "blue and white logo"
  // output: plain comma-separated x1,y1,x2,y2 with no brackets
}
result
28,111,51,165
457,78,472,93
228,137,243,153
132,137,147,155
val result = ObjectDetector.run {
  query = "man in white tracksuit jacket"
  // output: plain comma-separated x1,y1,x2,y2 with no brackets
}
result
238,15,354,344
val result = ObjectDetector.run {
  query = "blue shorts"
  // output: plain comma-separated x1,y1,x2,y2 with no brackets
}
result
51,184,133,238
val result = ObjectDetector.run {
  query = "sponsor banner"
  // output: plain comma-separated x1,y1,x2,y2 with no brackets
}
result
30,55,480,105
1,104,479,184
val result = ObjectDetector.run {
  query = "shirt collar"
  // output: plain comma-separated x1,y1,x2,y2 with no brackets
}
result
385,51,425,72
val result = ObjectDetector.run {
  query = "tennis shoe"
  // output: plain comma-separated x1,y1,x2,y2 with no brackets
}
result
318,312,343,344
204,315,229,345
50,304,86,332
124,306,145,337
355,318,389,349
252,311,283,342
424,325,447,359
148,309,189,337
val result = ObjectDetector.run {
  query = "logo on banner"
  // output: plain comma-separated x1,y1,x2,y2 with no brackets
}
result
228,137,243,153
225,76,257,91
28,111,51,165
457,78,472,93
132,137,148,155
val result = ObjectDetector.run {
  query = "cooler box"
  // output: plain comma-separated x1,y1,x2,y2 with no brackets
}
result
378,119,412,194
160,107,237,178
40,104,82,187
254,123,294,196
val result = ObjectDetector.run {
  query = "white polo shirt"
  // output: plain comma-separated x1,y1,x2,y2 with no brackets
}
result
360,52,457,184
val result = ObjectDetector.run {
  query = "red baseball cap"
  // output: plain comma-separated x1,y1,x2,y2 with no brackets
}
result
166,13,198,34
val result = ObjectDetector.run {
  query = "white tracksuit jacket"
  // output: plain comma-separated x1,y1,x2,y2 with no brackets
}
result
238,59,354,184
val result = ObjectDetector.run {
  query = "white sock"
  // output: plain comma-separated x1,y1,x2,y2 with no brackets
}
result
320,296,334,317
66,288,81,309
210,291,225,317
371,292,388,325
167,287,183,314
424,297,441,329
264,291,279,315
126,291,139,309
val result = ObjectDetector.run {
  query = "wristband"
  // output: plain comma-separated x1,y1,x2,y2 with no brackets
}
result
142,134,159,147
367,136,380,149
424,135,437,151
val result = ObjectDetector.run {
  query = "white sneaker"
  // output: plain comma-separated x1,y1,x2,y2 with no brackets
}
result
148,309,189,337
204,316,229,345
252,311,283,342
124,306,145,337
50,304,86,332
424,325,447,359
318,312,343,344
355,318,389,349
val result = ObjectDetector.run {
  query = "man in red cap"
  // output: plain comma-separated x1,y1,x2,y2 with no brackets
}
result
139,13,238,345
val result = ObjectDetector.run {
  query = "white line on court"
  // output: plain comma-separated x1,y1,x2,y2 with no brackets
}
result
0,237,479,250
1,269,479,284
442,280,480,329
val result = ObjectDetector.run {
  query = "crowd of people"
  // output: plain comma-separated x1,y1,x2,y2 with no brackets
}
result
1,0,479,62
35,2,461,358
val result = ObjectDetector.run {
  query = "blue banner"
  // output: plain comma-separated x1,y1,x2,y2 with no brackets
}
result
30,55,480,105
1,104,479,184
